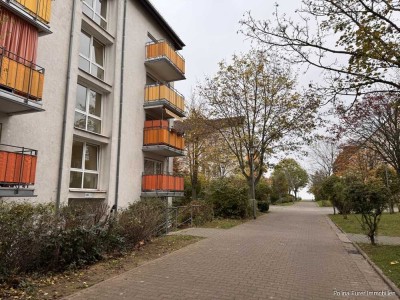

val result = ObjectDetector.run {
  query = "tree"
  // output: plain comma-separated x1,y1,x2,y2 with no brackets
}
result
240,0,400,104
320,175,352,217
336,93,400,179
309,169,327,201
200,49,319,198
275,158,308,201
309,140,340,177
375,164,400,214
349,178,389,245
271,168,290,203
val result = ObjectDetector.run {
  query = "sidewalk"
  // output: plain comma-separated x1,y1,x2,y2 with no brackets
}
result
65,202,398,300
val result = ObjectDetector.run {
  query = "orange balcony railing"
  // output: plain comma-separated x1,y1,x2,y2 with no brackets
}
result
145,84,185,114
14,0,52,23
146,40,185,75
0,48,45,101
142,173,184,192
0,144,37,186
143,120,185,150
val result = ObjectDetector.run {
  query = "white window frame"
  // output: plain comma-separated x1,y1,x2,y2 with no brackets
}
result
79,30,105,80
74,84,102,134
82,0,108,29
70,141,100,190
144,158,163,175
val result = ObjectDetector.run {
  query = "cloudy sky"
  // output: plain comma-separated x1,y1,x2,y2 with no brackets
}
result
151,0,316,198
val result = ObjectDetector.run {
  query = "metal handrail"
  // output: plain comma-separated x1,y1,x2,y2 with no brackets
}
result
152,204,212,236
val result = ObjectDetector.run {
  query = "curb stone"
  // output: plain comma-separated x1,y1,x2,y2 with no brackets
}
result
327,217,400,299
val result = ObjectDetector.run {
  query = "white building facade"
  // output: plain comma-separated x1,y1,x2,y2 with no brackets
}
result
0,0,186,209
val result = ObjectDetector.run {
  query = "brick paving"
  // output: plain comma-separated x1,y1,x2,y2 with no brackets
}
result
65,202,398,300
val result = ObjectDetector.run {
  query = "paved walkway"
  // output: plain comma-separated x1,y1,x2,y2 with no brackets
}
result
65,202,398,300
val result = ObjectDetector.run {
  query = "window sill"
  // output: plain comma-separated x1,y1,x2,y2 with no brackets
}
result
81,13,115,46
73,127,110,144
78,70,113,93
68,189,107,199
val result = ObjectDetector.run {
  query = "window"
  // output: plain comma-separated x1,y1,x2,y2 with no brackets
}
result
74,84,102,134
70,141,99,189
82,0,107,29
144,159,162,174
79,30,105,80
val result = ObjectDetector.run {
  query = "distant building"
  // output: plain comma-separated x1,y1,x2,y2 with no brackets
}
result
0,0,186,208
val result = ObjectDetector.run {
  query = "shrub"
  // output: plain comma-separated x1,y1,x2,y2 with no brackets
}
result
257,201,269,212
0,199,167,281
174,200,213,227
255,179,271,202
0,202,55,278
116,198,165,248
206,177,251,219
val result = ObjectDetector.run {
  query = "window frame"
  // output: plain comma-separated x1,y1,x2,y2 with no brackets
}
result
82,0,108,29
144,158,163,175
79,30,105,80
70,141,100,190
74,84,103,134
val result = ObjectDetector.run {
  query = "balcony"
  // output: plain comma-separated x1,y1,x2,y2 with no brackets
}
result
0,48,45,115
0,0,52,33
141,173,184,197
145,40,185,82
0,143,37,197
142,120,185,157
144,84,185,118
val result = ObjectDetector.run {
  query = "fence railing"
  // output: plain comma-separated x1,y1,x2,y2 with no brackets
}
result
152,204,214,236
0,47,45,101
142,173,184,192
143,121,185,150
145,40,185,75
12,0,52,23
0,143,38,188
144,84,185,114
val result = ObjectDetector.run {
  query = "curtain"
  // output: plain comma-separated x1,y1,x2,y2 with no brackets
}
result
0,8,38,64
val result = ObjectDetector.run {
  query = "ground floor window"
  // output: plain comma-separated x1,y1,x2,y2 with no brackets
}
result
144,159,163,174
70,140,99,189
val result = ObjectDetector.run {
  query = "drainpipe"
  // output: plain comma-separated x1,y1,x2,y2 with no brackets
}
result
55,0,77,213
114,0,128,212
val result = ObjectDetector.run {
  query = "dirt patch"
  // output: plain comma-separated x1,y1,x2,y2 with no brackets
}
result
0,235,202,300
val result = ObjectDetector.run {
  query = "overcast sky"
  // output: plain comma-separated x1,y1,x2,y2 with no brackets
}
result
150,0,317,199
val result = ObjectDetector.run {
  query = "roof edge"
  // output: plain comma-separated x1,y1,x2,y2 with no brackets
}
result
139,0,185,50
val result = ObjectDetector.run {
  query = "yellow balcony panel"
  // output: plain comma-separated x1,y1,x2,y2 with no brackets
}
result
0,0,52,34
0,49,45,115
145,40,185,82
144,84,185,118
143,121,185,157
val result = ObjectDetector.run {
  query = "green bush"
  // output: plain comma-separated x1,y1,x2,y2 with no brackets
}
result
206,177,251,219
0,199,166,281
257,201,269,212
116,198,165,248
255,179,271,202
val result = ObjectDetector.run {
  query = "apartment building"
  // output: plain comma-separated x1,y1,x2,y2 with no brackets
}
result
0,0,186,209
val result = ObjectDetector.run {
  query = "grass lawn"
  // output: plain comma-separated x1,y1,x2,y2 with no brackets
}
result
200,218,247,229
272,202,296,206
0,235,202,300
316,200,333,207
358,244,400,288
330,213,400,237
